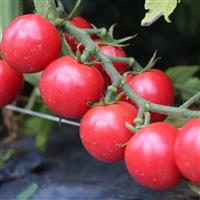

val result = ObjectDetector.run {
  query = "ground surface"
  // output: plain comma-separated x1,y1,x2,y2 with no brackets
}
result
0,125,198,200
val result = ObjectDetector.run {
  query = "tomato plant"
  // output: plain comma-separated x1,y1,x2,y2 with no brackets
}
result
1,0,199,196
175,118,200,185
80,102,137,162
125,122,182,190
40,56,105,118
0,60,23,107
1,14,61,73
122,69,174,122
64,16,93,52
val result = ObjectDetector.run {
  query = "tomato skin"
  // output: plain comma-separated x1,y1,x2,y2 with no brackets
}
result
125,122,182,190
175,118,200,185
93,41,128,84
1,14,61,73
0,60,23,107
80,102,137,163
64,16,93,52
122,69,174,122
40,56,105,118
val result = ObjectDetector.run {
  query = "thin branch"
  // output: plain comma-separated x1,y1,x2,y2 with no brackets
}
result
4,105,80,127
179,92,200,108
68,0,82,19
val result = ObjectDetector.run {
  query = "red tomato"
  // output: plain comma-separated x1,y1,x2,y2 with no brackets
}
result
93,40,128,84
122,69,174,122
80,102,137,163
40,56,105,118
0,60,23,107
125,122,182,190
175,118,200,185
64,16,93,52
1,14,61,73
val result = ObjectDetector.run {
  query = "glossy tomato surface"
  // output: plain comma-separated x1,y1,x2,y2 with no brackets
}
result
0,60,23,107
93,41,128,84
175,118,200,185
80,102,137,163
64,16,92,52
1,14,61,73
125,122,182,190
40,56,105,118
122,69,174,122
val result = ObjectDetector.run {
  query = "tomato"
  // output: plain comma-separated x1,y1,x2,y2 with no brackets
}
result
64,16,93,52
40,56,105,118
125,122,182,190
80,102,137,163
122,69,174,122
1,14,61,73
0,60,23,107
175,118,200,185
93,40,128,84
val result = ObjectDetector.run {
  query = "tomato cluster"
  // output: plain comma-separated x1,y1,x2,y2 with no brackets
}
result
0,14,199,191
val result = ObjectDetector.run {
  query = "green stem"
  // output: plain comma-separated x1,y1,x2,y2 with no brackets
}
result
25,87,39,110
60,31,75,57
134,105,145,126
63,21,200,120
108,56,143,71
84,28,107,35
125,122,138,133
68,0,83,19
144,112,151,125
179,92,200,108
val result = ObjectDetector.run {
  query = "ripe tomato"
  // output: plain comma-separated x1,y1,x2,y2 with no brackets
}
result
125,122,182,190
122,69,174,122
93,40,128,84
1,14,61,73
80,102,137,163
0,60,23,107
64,16,93,52
175,118,200,185
40,56,105,118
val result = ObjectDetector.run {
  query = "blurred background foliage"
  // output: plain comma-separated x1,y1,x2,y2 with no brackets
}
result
0,0,199,151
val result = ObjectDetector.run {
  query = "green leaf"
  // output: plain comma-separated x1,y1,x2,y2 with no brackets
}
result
166,65,199,84
180,78,200,101
166,65,200,101
15,183,39,200
24,73,41,86
0,148,16,167
141,0,180,26
0,0,23,40
34,0,58,20
19,104,54,152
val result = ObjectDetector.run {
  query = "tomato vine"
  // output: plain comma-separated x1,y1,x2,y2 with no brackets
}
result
33,0,199,126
